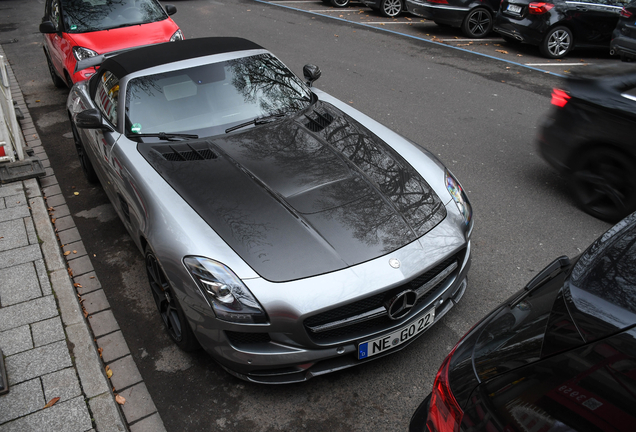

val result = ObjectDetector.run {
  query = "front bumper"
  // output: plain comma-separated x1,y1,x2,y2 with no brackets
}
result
195,237,471,384
406,0,468,26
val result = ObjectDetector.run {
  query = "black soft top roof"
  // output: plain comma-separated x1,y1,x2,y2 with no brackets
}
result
101,37,264,78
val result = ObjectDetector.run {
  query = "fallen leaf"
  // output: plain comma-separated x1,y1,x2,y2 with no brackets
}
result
36,100,41,103
98,347,104,357
51,218,56,223
68,268,74,277
64,251,71,256
44,397,60,408
74,282,82,288
496,50,508,54
73,250,77,254
115,395,126,405
74,192,79,196
90,276,96,279
105,366,113,378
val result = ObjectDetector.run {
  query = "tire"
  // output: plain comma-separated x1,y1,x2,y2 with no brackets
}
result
461,8,493,38
330,0,350,6
70,123,99,184
570,147,636,223
379,0,403,17
540,26,573,59
145,247,200,351
45,51,66,89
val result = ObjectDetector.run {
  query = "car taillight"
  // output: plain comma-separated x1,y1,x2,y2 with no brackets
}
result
528,2,554,14
620,7,633,18
0,146,5,157
426,346,463,432
428,0,449,4
551,88,570,108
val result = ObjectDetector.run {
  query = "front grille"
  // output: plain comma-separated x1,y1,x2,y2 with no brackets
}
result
304,252,462,343
225,331,271,345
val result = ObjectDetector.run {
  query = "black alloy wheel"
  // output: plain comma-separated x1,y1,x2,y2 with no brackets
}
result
145,248,199,351
461,8,493,38
571,148,636,223
70,122,99,184
330,0,350,6
380,0,403,17
541,26,573,59
45,51,66,88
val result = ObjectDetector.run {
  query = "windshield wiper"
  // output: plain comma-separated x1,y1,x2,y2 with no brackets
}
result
130,132,199,141
225,113,287,134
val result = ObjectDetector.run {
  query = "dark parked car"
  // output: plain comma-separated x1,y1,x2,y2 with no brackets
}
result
537,65,636,222
410,210,636,432
360,0,407,17
67,37,473,383
611,0,636,61
494,0,627,58
406,0,501,38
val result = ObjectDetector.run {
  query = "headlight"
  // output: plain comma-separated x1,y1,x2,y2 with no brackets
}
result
170,29,184,42
73,46,98,62
446,169,472,226
183,256,267,324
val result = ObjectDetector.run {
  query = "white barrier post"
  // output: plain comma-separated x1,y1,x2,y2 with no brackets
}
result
0,54,25,163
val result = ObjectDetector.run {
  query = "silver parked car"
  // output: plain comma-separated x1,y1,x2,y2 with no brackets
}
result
67,37,473,383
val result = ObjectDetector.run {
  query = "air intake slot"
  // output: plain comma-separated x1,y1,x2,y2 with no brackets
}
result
304,110,334,132
157,143,217,162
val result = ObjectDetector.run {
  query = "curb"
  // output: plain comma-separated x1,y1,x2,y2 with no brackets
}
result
1,45,166,431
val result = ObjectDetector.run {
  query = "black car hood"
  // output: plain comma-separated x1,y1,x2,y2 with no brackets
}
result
138,102,446,282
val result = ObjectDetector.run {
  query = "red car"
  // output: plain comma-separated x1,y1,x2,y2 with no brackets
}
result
39,0,183,88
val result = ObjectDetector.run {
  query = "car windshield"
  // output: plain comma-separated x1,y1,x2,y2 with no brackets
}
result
61,0,166,33
124,53,313,138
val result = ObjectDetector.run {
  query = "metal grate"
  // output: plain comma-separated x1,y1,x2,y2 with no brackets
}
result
304,110,334,132
157,144,217,162
225,331,271,345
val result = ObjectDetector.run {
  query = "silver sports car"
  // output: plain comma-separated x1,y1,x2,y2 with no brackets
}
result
67,37,473,383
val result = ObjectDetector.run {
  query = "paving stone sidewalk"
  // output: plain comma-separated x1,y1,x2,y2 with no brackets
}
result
0,45,165,432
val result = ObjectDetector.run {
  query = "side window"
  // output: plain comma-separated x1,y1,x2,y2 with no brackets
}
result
94,71,120,127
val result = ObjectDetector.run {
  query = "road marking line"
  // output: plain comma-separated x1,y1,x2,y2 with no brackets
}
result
525,63,590,66
440,38,503,42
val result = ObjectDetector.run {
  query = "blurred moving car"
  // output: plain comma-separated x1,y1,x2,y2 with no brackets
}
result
67,37,473,383
406,0,501,38
494,0,627,58
40,0,182,88
611,0,636,61
537,65,636,222
410,211,636,432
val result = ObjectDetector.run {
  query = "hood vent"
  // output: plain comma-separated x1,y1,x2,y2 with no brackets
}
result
304,110,334,132
157,144,217,162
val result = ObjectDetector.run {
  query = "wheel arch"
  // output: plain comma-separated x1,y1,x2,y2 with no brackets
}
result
566,140,634,172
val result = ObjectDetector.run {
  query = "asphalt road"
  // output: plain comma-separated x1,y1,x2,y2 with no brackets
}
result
0,0,612,431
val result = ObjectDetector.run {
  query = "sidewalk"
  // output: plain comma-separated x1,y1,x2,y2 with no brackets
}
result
0,47,163,431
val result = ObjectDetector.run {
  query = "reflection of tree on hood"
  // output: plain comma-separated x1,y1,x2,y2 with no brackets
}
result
228,55,311,115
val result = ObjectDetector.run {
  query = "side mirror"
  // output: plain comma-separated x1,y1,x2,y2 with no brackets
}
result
39,21,57,34
303,64,321,87
164,4,177,15
75,109,113,131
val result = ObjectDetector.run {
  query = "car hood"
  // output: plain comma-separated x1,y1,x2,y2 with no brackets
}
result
65,19,178,54
138,102,446,282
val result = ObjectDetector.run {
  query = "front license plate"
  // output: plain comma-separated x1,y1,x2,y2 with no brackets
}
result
358,309,435,360
507,4,522,13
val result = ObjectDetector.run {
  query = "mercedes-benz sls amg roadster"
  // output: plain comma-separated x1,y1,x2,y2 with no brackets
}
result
67,37,473,383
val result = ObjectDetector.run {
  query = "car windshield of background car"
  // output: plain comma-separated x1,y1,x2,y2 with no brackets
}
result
61,0,167,33
124,54,313,138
